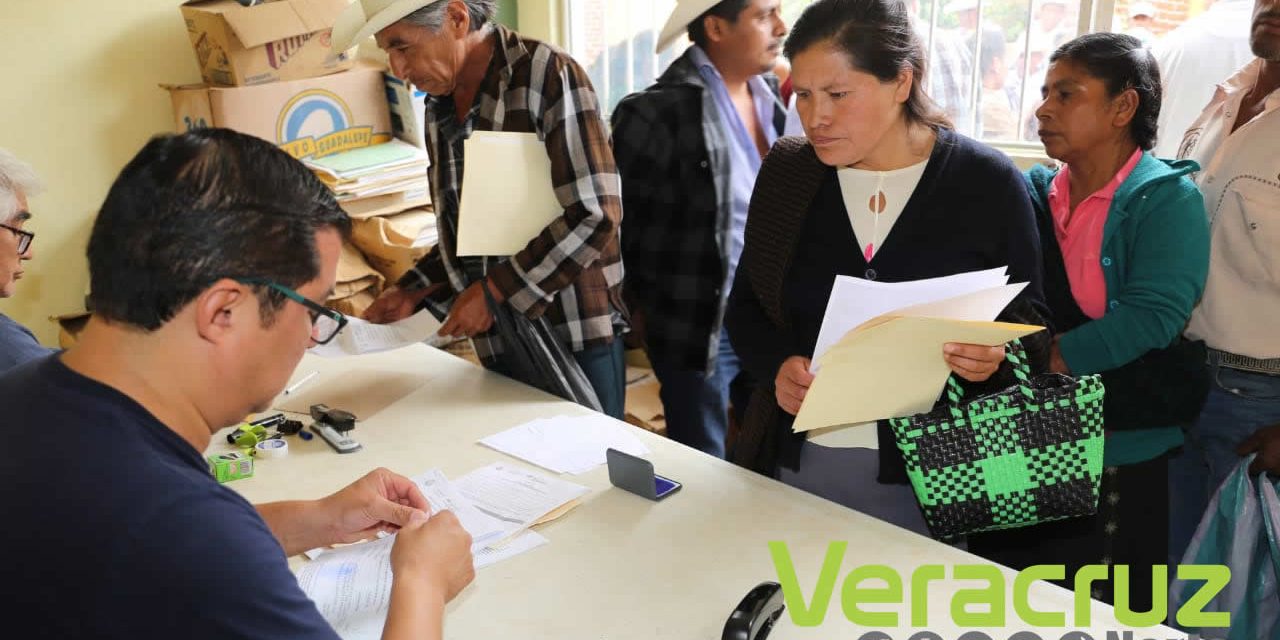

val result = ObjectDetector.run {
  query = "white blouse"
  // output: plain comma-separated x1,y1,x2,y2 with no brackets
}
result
836,157,930,262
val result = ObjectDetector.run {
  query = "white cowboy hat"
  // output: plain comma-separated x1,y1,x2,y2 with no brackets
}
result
331,0,442,54
656,0,724,53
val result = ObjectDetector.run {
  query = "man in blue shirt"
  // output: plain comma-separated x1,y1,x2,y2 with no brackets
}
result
0,148,56,372
0,129,473,639
612,0,787,458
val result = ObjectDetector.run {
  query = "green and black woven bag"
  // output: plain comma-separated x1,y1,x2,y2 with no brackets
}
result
888,341,1106,540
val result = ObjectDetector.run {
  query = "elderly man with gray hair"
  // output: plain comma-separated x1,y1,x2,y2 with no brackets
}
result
334,0,629,418
0,148,54,372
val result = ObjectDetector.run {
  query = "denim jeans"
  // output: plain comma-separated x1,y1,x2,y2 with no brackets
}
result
648,329,747,458
1168,363,1280,566
572,338,626,420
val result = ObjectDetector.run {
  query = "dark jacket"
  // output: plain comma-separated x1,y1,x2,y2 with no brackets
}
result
611,49,786,372
726,130,1049,477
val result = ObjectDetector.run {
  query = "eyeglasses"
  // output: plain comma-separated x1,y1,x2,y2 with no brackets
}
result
0,223,33,255
235,278,348,345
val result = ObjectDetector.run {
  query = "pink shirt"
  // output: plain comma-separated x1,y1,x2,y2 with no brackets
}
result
1047,149,1144,319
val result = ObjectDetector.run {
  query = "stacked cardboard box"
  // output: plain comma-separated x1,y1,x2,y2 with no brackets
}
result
165,0,437,317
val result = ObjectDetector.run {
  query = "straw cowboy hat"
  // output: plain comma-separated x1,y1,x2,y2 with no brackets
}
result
331,0,443,53
656,0,728,53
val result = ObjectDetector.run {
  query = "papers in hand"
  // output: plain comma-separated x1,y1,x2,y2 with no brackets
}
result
479,414,650,475
455,131,561,257
309,309,443,358
794,267,1044,433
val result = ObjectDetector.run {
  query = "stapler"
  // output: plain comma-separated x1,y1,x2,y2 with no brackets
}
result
309,404,361,454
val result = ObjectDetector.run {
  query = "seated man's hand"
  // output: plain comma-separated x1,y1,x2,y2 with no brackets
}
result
944,343,1005,383
391,510,475,603
320,467,430,545
1238,423,1280,475
363,285,437,324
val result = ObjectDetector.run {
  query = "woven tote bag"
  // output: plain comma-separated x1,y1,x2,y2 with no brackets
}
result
888,341,1106,540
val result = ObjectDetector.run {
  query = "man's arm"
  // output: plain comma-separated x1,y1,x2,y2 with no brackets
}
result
486,54,623,317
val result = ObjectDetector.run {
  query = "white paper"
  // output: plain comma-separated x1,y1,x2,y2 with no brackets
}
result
810,266,1010,370
297,536,396,640
413,469,507,551
455,131,562,256
479,414,650,475
454,462,590,530
474,530,549,569
310,309,443,358
298,526,549,640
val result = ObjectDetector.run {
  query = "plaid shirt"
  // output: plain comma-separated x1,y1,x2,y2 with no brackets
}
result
398,25,626,362
611,51,784,372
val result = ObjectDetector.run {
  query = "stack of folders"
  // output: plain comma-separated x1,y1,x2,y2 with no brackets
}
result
794,267,1045,433
305,139,432,218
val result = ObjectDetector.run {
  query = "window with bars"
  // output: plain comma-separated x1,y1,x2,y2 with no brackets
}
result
563,0,1212,148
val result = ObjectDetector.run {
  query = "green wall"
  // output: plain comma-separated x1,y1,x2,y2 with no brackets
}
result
497,0,519,28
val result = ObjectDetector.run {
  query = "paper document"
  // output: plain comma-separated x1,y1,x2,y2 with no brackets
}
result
793,316,1043,432
479,414,650,475
297,536,396,640
310,309,443,358
298,528,549,640
474,530,549,568
455,131,561,256
413,469,508,551
455,462,590,533
811,266,1010,370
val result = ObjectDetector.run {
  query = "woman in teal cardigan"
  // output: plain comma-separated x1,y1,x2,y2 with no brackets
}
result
968,33,1209,616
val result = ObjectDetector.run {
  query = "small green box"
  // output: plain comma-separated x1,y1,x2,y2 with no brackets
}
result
207,452,254,483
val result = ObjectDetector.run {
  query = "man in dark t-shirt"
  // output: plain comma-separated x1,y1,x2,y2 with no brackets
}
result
0,128,474,639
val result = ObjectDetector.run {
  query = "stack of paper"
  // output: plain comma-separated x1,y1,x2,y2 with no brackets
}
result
794,267,1044,432
297,464,585,639
306,140,430,203
478,414,650,474
455,462,591,535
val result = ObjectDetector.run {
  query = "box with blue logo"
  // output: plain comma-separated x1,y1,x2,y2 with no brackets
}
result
164,61,392,160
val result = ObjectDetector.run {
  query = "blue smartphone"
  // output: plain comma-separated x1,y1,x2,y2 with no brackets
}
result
654,474,682,500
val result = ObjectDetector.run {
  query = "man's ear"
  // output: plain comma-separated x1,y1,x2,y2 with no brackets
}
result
703,14,729,45
446,0,471,38
194,279,251,344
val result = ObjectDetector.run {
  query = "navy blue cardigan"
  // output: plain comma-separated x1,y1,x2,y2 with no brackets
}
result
726,128,1047,476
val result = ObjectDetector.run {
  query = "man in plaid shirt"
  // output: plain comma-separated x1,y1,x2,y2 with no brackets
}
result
611,0,787,457
335,0,629,418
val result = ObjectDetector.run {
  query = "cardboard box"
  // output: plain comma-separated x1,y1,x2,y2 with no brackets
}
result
384,73,428,150
207,452,254,483
181,0,354,86
351,208,436,283
166,63,393,160
328,241,385,317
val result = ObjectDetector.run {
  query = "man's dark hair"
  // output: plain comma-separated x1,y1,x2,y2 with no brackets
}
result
688,0,752,49
1050,32,1162,150
87,128,350,330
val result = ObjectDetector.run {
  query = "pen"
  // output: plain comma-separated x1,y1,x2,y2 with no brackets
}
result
283,371,318,396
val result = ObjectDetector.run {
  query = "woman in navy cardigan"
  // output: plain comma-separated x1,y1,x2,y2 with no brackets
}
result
725,0,1047,536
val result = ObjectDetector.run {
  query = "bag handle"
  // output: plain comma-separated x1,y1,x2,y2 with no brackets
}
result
943,339,1033,419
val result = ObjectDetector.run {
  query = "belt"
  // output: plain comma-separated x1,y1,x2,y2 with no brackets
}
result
1208,348,1280,376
